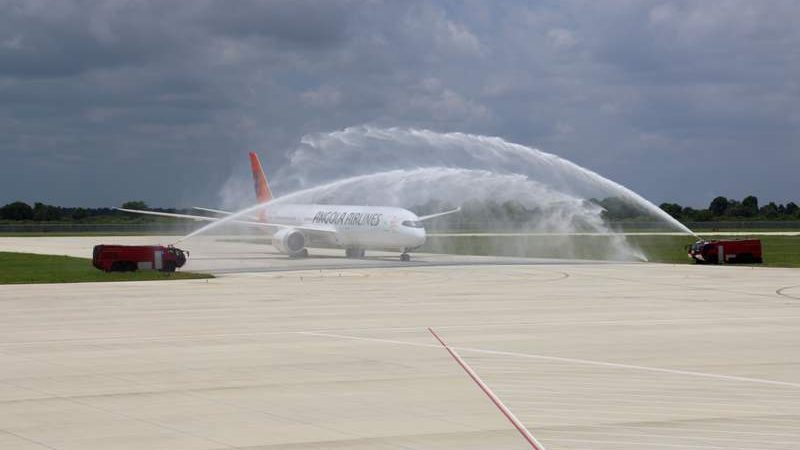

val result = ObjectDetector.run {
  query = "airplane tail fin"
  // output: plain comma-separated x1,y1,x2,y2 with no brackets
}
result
249,152,272,203
249,152,272,222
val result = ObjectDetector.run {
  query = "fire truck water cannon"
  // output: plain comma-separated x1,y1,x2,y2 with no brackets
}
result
92,244,189,272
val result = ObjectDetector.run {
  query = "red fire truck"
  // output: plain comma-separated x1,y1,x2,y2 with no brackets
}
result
687,239,762,264
92,245,188,272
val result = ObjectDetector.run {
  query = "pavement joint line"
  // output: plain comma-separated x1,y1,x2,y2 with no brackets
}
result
537,427,799,446
0,344,420,445
4,315,798,347
0,379,243,450
565,271,787,302
298,331,800,389
548,425,797,444
501,417,800,440
489,393,797,413
543,436,754,449
489,389,798,409
776,284,800,300
0,428,58,450
461,401,797,423
601,423,800,439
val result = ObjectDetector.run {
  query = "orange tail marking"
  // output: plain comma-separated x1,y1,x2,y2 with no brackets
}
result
249,152,272,222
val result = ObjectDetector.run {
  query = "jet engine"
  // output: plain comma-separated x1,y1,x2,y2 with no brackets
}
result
272,228,307,257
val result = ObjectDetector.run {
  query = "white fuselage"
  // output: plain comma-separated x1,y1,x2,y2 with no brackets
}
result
265,203,426,250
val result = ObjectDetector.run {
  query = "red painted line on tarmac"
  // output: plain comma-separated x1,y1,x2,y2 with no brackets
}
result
428,327,548,450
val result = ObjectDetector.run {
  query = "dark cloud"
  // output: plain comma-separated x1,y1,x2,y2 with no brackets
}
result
0,0,798,207
0,1,192,77
203,0,351,47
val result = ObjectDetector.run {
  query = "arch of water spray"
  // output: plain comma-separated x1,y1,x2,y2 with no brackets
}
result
203,126,693,261
272,126,694,236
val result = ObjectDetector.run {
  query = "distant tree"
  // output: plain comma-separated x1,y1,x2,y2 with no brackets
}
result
786,202,799,217
693,208,714,221
742,195,759,217
121,201,148,210
681,206,697,221
71,207,88,220
759,202,779,219
0,201,34,220
32,202,61,221
659,202,683,219
594,197,644,220
709,196,729,217
726,200,748,218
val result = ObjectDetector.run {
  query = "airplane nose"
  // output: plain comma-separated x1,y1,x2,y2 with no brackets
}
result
400,224,426,248
413,228,426,247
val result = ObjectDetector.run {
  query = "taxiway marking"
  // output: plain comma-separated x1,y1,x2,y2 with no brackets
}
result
299,331,800,389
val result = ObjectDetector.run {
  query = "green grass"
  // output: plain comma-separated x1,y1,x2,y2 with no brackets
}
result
0,252,213,284
422,234,800,267
629,235,800,267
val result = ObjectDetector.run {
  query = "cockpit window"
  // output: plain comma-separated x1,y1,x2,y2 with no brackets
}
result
402,220,424,228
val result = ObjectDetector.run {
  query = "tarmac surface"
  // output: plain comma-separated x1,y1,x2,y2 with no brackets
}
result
1,236,799,449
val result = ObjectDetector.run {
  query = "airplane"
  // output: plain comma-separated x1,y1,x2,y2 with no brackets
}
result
116,152,460,261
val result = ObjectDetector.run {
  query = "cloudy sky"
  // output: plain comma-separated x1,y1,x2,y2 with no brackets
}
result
1,0,797,208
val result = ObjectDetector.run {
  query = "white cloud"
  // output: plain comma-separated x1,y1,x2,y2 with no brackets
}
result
546,28,578,50
300,85,342,108
439,20,483,55
1,35,23,50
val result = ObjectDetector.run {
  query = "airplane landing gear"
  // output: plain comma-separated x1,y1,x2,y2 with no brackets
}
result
400,252,411,262
345,248,366,258
290,248,309,258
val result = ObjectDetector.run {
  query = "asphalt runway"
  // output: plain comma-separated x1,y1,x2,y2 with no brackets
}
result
0,235,615,274
0,236,799,449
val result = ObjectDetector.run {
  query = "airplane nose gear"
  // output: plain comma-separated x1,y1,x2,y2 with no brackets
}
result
400,252,411,262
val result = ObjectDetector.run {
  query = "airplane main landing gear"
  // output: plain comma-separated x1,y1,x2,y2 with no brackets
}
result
400,252,411,262
345,248,366,258
290,248,309,258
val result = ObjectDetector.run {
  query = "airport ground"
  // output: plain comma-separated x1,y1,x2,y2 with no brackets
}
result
2,229,798,267
0,252,212,284
424,233,800,267
0,235,799,449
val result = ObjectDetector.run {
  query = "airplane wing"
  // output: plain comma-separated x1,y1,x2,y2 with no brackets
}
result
418,207,461,221
114,208,336,235
193,206,265,222
193,206,234,216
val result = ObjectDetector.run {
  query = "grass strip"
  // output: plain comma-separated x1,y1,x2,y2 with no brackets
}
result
423,234,800,267
0,252,213,284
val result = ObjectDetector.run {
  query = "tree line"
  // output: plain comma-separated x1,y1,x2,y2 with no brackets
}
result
657,196,799,222
1,196,799,224
0,201,184,222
